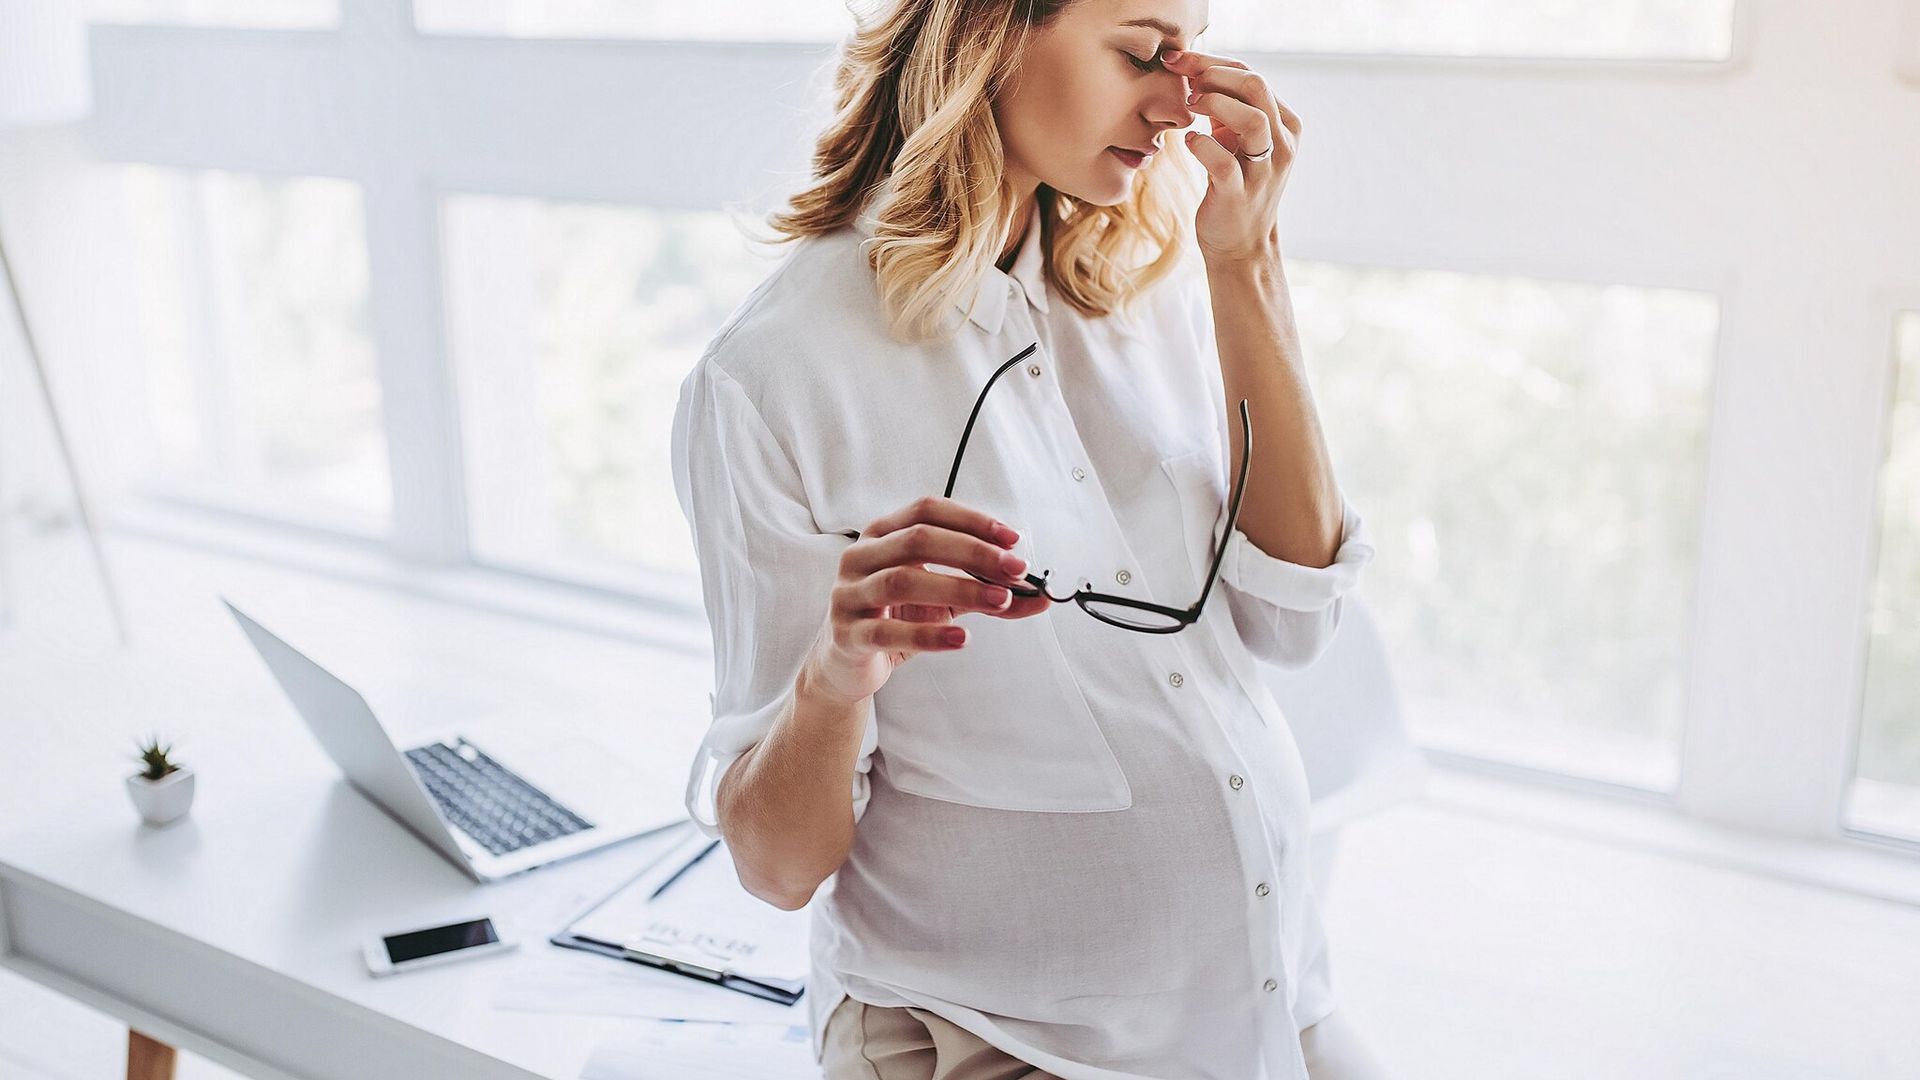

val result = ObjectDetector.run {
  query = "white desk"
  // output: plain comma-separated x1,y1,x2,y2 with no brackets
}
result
0,763,790,1079
0,533,789,1080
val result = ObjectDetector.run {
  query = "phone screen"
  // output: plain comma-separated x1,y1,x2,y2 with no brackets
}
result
382,917,499,963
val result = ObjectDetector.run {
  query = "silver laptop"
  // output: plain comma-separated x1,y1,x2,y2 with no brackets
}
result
222,596,690,883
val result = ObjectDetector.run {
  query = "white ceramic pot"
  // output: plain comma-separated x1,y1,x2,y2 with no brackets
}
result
126,766,195,827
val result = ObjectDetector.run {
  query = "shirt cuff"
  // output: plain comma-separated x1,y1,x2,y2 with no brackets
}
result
1218,495,1375,612
683,691,879,842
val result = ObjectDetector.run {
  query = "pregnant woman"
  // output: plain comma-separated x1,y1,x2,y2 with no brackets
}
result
669,1,1389,1077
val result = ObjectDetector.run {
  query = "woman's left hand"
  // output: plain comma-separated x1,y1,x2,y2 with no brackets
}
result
1159,48,1300,266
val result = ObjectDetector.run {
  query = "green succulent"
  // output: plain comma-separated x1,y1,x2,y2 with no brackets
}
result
131,733,182,781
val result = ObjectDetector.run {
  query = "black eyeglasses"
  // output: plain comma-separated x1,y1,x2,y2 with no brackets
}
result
945,342,1253,633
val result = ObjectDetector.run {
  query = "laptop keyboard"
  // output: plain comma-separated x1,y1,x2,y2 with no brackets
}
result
405,739,594,856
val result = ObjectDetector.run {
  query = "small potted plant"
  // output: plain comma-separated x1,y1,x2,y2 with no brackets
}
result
126,733,195,827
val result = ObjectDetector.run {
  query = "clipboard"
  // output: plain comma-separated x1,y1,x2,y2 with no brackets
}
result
548,825,809,1006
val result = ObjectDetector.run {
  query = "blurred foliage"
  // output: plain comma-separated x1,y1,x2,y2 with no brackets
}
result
1291,263,1716,786
124,166,389,521
1860,314,1920,788
444,197,771,579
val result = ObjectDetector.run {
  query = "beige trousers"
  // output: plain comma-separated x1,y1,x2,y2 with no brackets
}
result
821,994,1395,1080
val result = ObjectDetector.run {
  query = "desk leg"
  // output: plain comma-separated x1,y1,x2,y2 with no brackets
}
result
126,1029,177,1080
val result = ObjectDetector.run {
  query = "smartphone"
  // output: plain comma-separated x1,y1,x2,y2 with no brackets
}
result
362,915,518,977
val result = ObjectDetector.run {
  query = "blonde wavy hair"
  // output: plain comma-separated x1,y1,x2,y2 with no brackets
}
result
750,0,1201,344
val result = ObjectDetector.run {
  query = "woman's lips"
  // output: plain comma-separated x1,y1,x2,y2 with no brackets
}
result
1107,146,1151,168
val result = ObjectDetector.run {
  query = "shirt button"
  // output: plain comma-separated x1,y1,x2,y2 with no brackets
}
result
1027,363,1042,377
1168,671,1183,688
1263,978,1278,993
1229,774,1244,790
1071,466,1087,481
1255,882,1270,898
1116,569,1132,585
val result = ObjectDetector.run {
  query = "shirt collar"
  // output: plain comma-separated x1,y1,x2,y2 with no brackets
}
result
852,197,1049,335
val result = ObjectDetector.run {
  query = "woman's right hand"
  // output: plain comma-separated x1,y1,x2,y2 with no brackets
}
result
801,495,1052,707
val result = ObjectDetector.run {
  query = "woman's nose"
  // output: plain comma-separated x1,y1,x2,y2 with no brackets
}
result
1150,77,1196,128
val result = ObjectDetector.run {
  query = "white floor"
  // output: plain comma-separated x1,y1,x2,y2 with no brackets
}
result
1323,799,1920,1079
3,523,1919,1079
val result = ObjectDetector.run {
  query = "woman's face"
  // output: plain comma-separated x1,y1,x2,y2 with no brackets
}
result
993,0,1208,206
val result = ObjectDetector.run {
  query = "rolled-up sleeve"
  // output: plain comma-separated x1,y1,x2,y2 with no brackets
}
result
1218,498,1376,670
671,360,878,842
1174,252,1378,670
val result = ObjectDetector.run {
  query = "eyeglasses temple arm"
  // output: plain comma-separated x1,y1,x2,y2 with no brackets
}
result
943,342,1040,499
1194,398,1252,614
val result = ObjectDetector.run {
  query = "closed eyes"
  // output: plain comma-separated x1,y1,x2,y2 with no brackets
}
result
1124,47,1163,73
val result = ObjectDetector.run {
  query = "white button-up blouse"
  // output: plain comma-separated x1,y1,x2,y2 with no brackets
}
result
669,197,1376,1080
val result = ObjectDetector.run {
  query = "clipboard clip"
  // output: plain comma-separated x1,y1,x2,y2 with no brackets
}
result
616,934,806,1000
620,935,730,982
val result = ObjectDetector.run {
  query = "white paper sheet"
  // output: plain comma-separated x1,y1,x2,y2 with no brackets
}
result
579,1020,823,1080
571,838,811,982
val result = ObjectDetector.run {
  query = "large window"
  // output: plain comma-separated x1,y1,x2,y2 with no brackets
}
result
1850,313,1920,841
121,166,389,531
441,195,770,593
1296,264,1717,791
76,1,1920,851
